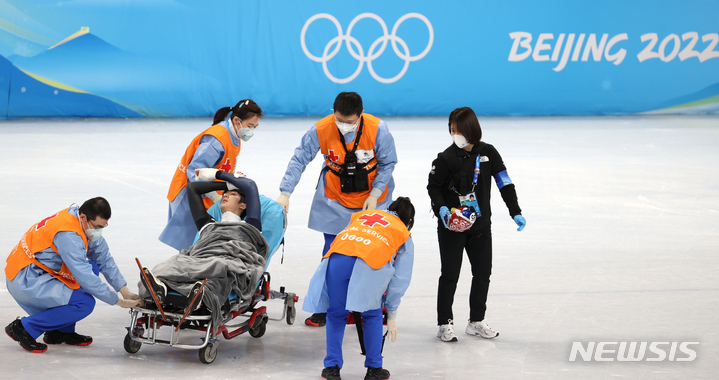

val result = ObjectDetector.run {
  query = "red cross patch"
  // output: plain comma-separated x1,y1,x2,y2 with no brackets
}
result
358,213,390,228
327,149,339,162
220,158,233,173
36,213,60,231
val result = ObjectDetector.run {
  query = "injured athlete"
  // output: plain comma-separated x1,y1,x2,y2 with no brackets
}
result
137,169,269,330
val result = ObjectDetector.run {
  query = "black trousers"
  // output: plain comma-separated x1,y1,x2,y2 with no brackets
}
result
436,224,492,325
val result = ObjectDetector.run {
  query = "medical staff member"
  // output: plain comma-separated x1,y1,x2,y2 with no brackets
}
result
275,92,398,327
5,197,142,353
160,99,263,251
427,107,526,342
303,197,414,380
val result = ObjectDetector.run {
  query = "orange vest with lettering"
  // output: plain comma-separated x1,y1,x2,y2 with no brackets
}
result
167,124,241,210
5,209,88,290
324,210,410,269
317,114,388,209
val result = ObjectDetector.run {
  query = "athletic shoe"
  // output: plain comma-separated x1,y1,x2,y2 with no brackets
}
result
140,267,167,304
43,330,93,346
186,281,205,311
305,313,326,327
5,318,48,353
465,320,499,339
365,366,390,380
321,365,341,380
437,319,458,342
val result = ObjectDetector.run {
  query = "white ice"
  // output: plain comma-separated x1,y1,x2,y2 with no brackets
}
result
0,115,717,379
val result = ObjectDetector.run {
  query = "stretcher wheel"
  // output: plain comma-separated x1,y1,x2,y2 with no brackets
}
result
286,305,296,325
249,318,267,338
123,333,142,354
199,342,218,364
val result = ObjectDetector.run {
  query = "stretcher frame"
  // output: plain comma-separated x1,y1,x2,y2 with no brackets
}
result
124,272,298,364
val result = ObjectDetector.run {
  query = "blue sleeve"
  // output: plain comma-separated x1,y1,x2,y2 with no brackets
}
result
187,135,225,182
493,170,513,190
384,237,414,316
370,120,397,195
86,238,127,292
54,232,119,305
279,125,321,194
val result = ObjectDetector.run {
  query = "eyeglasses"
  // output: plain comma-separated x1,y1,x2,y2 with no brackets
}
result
88,219,108,229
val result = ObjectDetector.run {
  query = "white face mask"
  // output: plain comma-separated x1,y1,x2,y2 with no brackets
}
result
82,217,103,241
453,134,469,149
336,120,358,135
238,127,254,142
234,119,255,142
86,228,103,242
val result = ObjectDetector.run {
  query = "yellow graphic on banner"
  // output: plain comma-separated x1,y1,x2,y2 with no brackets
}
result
48,26,90,50
18,69,89,94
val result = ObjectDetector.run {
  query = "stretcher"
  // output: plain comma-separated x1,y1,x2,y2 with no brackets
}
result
123,194,297,364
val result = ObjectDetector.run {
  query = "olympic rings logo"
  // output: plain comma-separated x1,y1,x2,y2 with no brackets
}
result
301,13,434,84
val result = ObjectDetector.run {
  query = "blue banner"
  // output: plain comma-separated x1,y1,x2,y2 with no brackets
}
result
1,0,718,118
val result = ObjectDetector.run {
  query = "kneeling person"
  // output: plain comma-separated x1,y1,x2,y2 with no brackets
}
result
5,197,142,353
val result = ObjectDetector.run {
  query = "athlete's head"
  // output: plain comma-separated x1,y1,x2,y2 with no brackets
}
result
448,106,482,145
388,196,415,231
333,92,363,119
220,189,247,218
213,99,264,141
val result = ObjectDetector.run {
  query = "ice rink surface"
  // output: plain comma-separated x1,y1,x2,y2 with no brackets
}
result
0,115,717,379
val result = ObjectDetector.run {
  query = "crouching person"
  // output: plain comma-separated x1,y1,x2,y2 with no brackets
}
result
5,197,142,353
303,197,415,380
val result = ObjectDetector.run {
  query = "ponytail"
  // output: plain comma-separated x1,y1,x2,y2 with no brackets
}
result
388,196,415,231
213,107,233,125
212,99,264,125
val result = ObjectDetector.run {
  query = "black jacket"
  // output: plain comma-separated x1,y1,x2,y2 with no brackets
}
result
427,142,521,231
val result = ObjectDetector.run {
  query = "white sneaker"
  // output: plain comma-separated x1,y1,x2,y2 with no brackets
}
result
466,320,499,339
437,320,458,342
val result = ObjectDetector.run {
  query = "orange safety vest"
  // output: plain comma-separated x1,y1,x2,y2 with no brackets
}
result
167,124,241,210
324,210,410,269
5,209,88,290
317,113,389,209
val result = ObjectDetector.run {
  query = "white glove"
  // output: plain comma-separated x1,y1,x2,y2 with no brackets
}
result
195,168,218,181
116,298,143,309
233,171,247,178
362,195,378,211
205,191,221,203
275,193,290,213
387,318,397,342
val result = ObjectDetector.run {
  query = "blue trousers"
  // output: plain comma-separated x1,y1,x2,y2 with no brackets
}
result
324,253,383,369
21,262,99,339
322,233,336,256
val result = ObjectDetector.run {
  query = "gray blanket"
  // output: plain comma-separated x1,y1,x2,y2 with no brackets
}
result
139,221,268,332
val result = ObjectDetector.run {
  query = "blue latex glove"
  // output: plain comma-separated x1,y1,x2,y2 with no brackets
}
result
513,215,526,231
439,206,451,229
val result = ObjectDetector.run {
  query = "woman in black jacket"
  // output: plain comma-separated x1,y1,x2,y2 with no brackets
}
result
427,107,526,342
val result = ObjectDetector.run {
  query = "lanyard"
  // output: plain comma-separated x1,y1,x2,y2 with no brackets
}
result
471,155,480,192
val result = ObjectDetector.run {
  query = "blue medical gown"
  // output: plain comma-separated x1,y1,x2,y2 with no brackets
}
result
302,237,414,319
6,207,127,316
159,120,239,251
278,121,397,235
